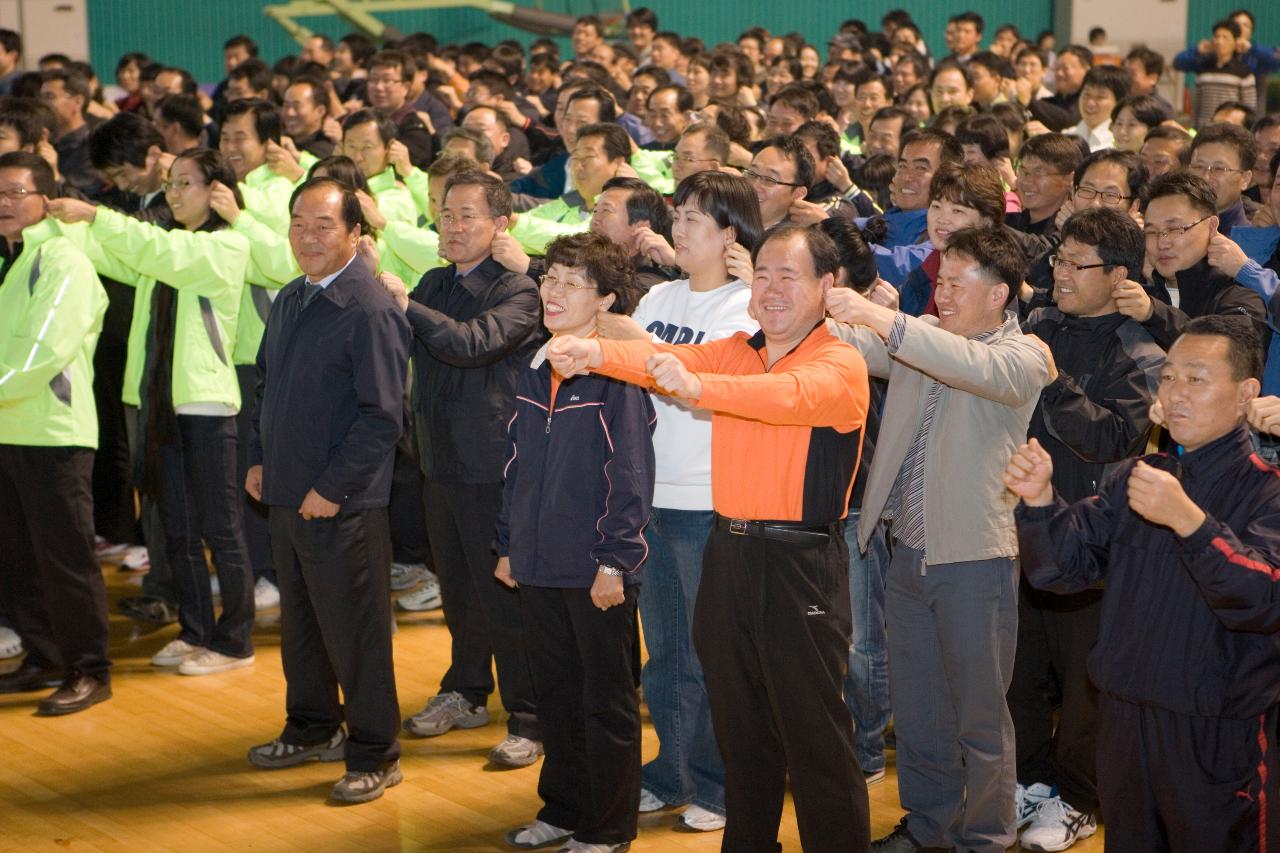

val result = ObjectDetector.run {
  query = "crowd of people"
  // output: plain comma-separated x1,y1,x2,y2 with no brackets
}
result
2,6,1280,852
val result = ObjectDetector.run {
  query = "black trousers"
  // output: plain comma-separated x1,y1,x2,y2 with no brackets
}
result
389,446,429,565
123,404,173,602
91,336,137,544
423,478,538,738
1097,697,1280,853
693,524,870,853
159,415,254,658
270,506,400,772
522,584,641,844
1007,580,1102,812
0,445,110,679
235,365,273,584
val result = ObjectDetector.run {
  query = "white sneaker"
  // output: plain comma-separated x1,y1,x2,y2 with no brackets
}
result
210,575,221,597
95,536,130,559
0,625,22,659
390,562,428,591
121,545,150,571
1016,782,1057,829
178,649,256,676
151,638,204,666
638,788,666,812
254,577,280,610
678,804,726,832
505,819,573,849
488,734,543,767
864,767,887,785
397,572,442,611
1020,796,1097,851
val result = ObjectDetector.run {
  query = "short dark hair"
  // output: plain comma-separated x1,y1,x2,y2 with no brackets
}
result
632,65,672,89
1060,207,1145,281
224,35,259,56
752,224,841,278
969,50,1014,80
468,68,515,101
949,11,985,33
648,84,693,114
894,51,930,81
602,176,673,242
41,67,90,108
340,33,377,68
174,148,243,230
1014,46,1049,70
289,176,363,233
625,7,658,31
227,58,271,95
1113,93,1170,127
368,49,415,80
796,120,841,160
929,59,973,91
1212,18,1242,39
1074,148,1146,200
0,150,55,197
565,84,618,122
1180,314,1263,381
544,232,643,316
443,170,513,218
758,133,816,190
1126,46,1164,77
0,28,21,57
818,217,878,292
1144,124,1193,162
155,94,205,140
223,98,282,144
90,111,165,169
1212,100,1257,127
574,14,603,35
308,154,371,194
1141,171,1218,217
1059,44,1095,68
1191,121,1257,171
1019,132,1086,175
929,161,1006,224
870,105,913,130
943,226,1026,305
341,107,397,145
955,113,1010,160
1082,65,1130,101
681,122,730,163
770,84,821,122
0,97,49,149
574,122,631,162
899,127,964,163
444,127,494,166
672,171,764,254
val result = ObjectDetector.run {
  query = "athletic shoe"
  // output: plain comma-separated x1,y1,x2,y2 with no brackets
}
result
505,820,573,849
865,767,887,785
403,691,489,736
0,625,23,659
677,804,725,832
1020,796,1097,852
178,649,255,676
871,818,950,852
1016,782,1057,830
248,729,347,769
254,577,280,611
118,595,179,624
121,546,150,571
210,575,220,597
390,562,428,591
330,761,402,804
637,788,666,812
151,638,204,666
556,842,631,853
94,536,130,559
396,573,443,611
489,734,543,768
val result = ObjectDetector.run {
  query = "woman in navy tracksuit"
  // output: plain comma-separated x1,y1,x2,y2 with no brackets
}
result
496,233,655,853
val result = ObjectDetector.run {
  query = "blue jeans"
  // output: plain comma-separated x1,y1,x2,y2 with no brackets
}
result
637,507,725,813
844,512,891,773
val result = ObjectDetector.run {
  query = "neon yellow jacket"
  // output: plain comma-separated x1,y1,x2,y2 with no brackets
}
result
509,197,591,254
367,167,420,226
54,209,249,410
0,222,107,447
403,167,432,222
235,163,296,363
630,149,675,195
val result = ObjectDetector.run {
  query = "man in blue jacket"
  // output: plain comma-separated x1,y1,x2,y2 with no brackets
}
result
1007,315,1280,852
244,178,411,805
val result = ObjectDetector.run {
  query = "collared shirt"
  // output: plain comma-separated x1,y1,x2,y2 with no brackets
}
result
306,252,358,290
1069,118,1114,152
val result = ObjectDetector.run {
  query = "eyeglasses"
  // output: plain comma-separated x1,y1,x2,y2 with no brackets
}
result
161,179,203,193
0,186,36,201
1048,254,1110,273
437,212,487,228
1143,214,1212,242
1074,186,1131,205
1187,162,1245,178
741,168,804,188
540,276,596,293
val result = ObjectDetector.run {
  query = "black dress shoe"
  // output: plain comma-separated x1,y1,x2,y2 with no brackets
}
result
871,818,950,853
0,662,64,694
35,672,111,716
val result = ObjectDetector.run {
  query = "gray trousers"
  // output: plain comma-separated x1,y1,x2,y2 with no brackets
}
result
124,403,173,602
887,543,1018,853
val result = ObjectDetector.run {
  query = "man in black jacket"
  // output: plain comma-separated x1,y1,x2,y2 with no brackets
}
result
1114,171,1269,354
1010,209,1165,851
364,50,434,168
245,178,411,805
1007,315,1280,852
380,170,545,768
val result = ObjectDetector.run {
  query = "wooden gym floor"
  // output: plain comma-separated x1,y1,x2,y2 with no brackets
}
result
0,560,1106,852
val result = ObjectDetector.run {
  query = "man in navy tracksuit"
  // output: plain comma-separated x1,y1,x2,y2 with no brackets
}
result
1007,315,1280,852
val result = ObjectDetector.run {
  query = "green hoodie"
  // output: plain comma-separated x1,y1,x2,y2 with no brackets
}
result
0,223,107,447
235,163,296,363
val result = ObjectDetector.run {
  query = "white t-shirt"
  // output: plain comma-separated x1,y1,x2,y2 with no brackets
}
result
631,278,758,510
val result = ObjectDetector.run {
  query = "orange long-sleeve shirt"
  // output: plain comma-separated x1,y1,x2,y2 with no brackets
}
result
596,323,869,523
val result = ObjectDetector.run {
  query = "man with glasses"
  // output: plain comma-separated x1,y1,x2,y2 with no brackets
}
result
671,122,731,184
744,135,814,230
364,50,434,168
1069,149,1145,221
1114,171,1267,354
1188,121,1258,235
1009,208,1164,851
40,67,101,198
1010,133,1083,239
382,171,545,769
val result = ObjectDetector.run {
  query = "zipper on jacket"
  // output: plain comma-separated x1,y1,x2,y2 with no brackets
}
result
546,415,551,434
920,558,927,577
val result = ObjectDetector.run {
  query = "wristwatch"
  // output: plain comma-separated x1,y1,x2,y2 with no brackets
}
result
597,564,625,577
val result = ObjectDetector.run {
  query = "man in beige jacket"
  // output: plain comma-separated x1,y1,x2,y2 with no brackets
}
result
827,226,1051,853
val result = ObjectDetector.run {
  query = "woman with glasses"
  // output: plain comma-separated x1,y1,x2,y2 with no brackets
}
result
47,148,256,677
498,232,653,853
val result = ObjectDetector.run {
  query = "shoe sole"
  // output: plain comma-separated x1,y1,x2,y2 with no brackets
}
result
1021,825,1097,852
248,741,346,769
403,712,489,737
674,818,726,833
396,594,442,612
35,687,112,716
865,770,887,786
178,656,256,676
488,751,543,768
503,828,574,849
329,765,403,804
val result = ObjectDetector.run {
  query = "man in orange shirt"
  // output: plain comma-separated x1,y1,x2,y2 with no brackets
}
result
548,224,871,852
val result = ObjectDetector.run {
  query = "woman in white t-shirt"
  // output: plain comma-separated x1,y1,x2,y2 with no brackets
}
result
595,171,762,831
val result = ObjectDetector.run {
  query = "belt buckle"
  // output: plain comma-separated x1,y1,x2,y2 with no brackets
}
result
729,519,748,535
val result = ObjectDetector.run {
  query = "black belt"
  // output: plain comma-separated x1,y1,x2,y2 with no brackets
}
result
714,514,838,545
